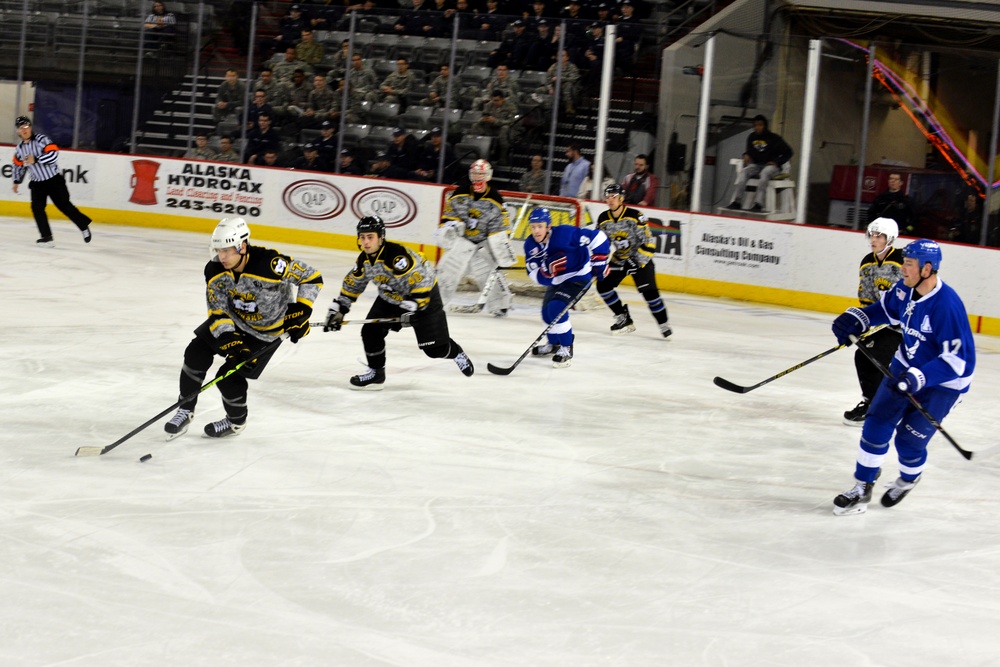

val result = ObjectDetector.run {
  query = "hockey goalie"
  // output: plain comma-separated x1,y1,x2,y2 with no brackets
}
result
436,159,517,316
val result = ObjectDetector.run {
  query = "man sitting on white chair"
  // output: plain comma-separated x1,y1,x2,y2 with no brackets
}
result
728,114,794,213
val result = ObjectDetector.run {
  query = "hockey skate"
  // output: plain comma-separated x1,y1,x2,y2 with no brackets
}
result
164,408,194,440
842,399,869,426
203,417,245,438
449,303,485,314
36,236,55,248
659,322,673,339
81,227,92,243
552,345,573,368
488,307,508,318
833,473,879,515
881,477,919,508
610,306,635,336
532,343,554,356
454,351,475,377
350,366,386,390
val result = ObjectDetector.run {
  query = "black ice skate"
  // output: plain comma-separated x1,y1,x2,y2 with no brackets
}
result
843,398,869,427
552,345,573,368
164,408,194,440
881,477,919,508
36,236,55,248
833,475,878,516
350,366,386,390
610,305,635,336
659,322,673,339
455,351,475,377
203,417,245,438
81,227,92,243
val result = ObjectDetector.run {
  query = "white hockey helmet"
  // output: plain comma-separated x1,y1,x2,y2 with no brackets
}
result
866,217,898,245
210,217,251,256
469,159,493,183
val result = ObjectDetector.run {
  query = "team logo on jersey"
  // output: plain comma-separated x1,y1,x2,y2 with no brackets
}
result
233,297,257,314
271,257,288,275
920,315,933,333
904,300,916,317
905,340,920,358
393,255,411,272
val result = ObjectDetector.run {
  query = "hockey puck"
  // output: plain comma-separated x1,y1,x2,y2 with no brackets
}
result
139,454,153,462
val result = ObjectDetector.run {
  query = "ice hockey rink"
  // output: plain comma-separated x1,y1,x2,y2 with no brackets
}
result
1,217,999,666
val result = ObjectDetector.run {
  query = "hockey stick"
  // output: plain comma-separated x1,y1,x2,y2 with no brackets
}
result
713,325,887,394
848,334,973,461
487,278,596,376
308,317,402,328
75,338,284,457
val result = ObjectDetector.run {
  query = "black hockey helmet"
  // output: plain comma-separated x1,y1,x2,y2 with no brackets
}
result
356,215,385,238
15,115,31,128
604,183,625,199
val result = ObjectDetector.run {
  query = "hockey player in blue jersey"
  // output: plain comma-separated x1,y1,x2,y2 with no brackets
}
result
830,238,975,515
523,207,610,368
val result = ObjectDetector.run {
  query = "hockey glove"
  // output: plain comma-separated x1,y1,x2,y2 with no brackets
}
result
283,303,312,343
399,300,419,327
622,257,641,274
218,332,254,364
895,367,926,394
832,307,870,346
324,298,351,332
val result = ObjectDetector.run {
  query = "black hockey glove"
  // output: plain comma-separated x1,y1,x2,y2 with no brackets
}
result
283,303,312,343
218,332,254,364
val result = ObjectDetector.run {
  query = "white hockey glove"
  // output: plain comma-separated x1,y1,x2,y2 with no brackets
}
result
399,299,419,327
437,221,466,249
324,298,351,332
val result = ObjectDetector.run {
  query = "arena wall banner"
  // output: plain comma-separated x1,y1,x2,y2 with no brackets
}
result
3,146,999,334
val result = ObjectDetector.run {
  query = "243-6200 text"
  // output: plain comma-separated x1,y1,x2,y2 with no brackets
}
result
166,198,261,217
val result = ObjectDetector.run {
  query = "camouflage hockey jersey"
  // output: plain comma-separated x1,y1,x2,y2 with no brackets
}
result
858,247,905,306
441,184,510,245
596,205,654,266
339,241,437,311
205,245,323,342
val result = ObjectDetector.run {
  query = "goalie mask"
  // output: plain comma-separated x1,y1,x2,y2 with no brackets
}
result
210,217,250,260
469,159,492,192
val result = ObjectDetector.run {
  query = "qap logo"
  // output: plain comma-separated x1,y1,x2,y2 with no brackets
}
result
352,187,417,227
129,159,160,205
282,180,346,220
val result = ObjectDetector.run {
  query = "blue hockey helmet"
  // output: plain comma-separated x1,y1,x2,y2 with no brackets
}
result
528,207,552,226
903,238,941,272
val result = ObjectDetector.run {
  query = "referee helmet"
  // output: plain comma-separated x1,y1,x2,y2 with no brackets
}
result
15,116,31,128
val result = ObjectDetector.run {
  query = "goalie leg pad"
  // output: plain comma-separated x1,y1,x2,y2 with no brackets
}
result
436,237,478,305
487,231,517,267
486,270,513,316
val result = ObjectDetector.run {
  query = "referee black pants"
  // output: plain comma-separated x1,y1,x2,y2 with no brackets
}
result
29,174,92,239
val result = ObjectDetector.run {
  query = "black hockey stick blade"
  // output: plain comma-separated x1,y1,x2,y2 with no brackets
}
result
712,376,752,393
486,362,516,376
848,334,973,461
75,338,283,457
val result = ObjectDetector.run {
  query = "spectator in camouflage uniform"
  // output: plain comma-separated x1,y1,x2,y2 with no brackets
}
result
326,39,351,84
301,74,340,129
348,54,379,109
253,68,290,122
272,47,313,84
295,29,325,67
472,64,520,110
379,58,416,109
216,136,240,163
518,154,547,193
421,64,452,108
213,69,246,124
185,135,218,161
285,69,312,119
533,50,580,115
469,91,518,165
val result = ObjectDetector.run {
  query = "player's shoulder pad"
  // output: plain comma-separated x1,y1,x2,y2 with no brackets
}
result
204,259,225,282
382,241,415,275
245,246,285,277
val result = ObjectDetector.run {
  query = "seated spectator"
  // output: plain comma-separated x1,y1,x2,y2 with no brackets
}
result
295,29,325,67
317,120,339,163
421,64,452,108
519,154,547,194
244,114,283,164
272,48,313,84
488,19,530,70
473,65,519,110
247,89,275,130
379,58,416,108
301,74,340,129
326,40,351,84
531,50,581,115
462,0,506,41
259,149,288,168
577,162,615,199
271,4,309,55
143,1,176,50
284,69,312,119
216,136,240,163
291,143,330,172
525,20,557,72
367,151,394,178
213,69,246,125
394,0,441,37
185,134,218,161
386,127,420,172
414,127,456,182
469,91,518,164
727,114,794,214
339,148,365,176
347,54,380,110
621,154,659,207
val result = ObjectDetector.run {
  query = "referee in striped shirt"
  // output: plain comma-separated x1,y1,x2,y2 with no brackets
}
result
11,115,93,247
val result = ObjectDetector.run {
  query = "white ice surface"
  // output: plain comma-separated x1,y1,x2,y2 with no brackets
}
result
1,218,999,667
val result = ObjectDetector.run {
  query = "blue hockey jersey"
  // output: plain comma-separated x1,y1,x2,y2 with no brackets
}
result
524,225,610,286
864,278,975,392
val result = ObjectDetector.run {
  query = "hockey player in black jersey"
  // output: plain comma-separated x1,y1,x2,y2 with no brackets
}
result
595,184,672,338
324,215,475,389
164,217,323,438
842,217,905,426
